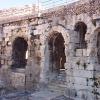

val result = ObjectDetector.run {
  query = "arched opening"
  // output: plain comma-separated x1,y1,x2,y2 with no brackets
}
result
11,37,28,69
97,32,100,64
74,21,87,49
48,31,66,73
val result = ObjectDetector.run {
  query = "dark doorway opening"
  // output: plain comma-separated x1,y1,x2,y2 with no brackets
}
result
74,21,87,49
48,31,66,73
11,37,28,69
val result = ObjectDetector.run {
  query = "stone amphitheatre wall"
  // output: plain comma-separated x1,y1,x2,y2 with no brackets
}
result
0,0,100,100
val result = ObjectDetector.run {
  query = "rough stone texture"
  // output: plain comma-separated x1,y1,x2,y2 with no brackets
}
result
0,90,73,100
0,0,100,100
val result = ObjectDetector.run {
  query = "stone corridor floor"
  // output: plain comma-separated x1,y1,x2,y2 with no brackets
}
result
0,70,73,100
0,90,73,100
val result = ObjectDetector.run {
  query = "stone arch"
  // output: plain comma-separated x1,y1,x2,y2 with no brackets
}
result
48,25,70,45
11,37,28,69
40,25,69,83
47,31,66,72
11,35,28,44
46,25,69,71
74,21,87,49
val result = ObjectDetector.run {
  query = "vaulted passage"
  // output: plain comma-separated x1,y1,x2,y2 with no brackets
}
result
11,37,28,69
48,31,66,73
74,21,87,49
97,32,100,64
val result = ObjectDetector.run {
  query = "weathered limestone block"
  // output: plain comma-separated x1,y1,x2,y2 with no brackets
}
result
72,69,93,78
66,50,74,57
40,45,45,57
66,68,73,77
73,77,93,86
1,59,5,65
83,49,87,56
88,41,97,49
97,87,100,95
64,62,72,70
76,89,94,100
34,30,39,35
85,63,94,71
30,18,38,25
94,64,100,72
88,48,97,57
5,37,9,42
68,42,75,49
69,32,80,43
87,56,97,64
58,19,66,26
66,76,94,87
11,71,25,89
38,18,45,25
26,61,41,89
7,60,12,66
0,65,12,88
64,88,77,99
76,49,83,56
65,85,94,100
72,58,90,70
5,47,12,56
72,83,94,99
87,48,92,56
0,37,2,41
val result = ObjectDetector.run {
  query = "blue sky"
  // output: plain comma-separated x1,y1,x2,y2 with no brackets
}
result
0,0,36,9
0,0,79,9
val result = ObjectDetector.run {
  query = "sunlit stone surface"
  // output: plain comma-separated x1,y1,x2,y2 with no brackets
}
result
0,0,100,99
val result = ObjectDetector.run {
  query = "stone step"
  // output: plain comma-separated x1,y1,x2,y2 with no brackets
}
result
51,71,66,84
48,83,67,93
51,95,74,100
51,74,66,85
51,79,66,85
29,90,62,100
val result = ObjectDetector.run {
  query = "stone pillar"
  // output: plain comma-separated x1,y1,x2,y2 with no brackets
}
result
64,30,95,100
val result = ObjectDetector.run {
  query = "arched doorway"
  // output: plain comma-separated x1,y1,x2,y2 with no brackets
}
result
74,21,87,49
97,32,100,64
48,31,66,73
40,26,69,83
11,37,28,69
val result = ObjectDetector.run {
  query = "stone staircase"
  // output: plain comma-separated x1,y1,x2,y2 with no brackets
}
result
48,70,67,93
0,70,73,100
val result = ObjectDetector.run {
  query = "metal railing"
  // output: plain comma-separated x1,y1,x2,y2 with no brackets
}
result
38,0,79,10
